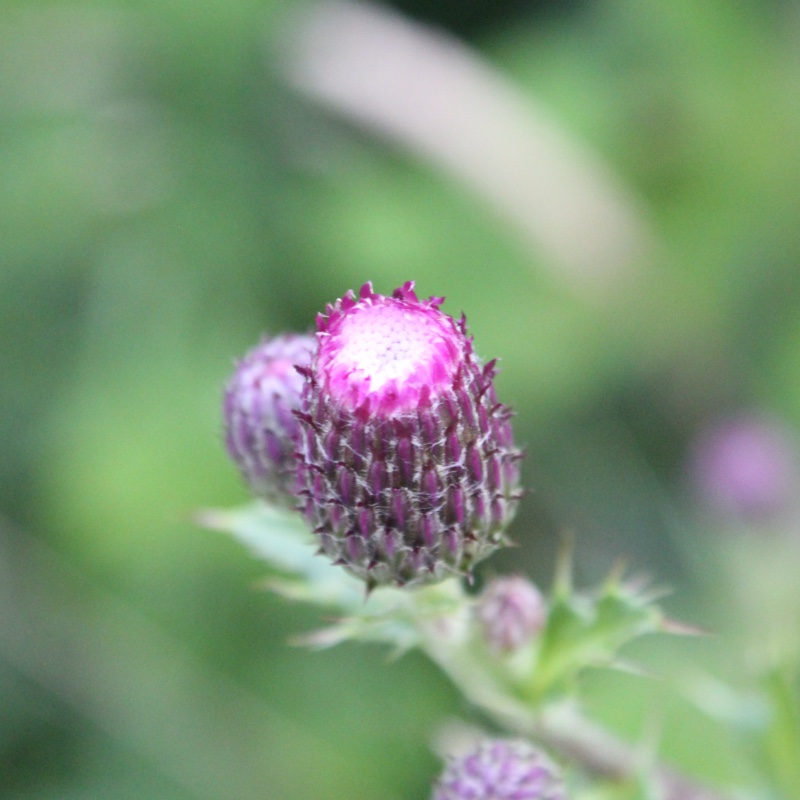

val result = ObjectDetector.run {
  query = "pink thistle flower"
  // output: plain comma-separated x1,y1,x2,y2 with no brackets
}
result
296,281,521,588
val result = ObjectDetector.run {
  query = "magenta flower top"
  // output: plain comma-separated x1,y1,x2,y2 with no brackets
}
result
316,281,466,416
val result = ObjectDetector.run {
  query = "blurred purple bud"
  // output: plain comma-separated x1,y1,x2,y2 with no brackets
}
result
689,414,800,520
476,575,546,653
296,281,521,588
223,333,315,503
432,739,565,800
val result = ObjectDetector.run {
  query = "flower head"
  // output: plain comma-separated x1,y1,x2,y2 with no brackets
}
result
223,333,315,503
476,575,546,653
296,281,521,588
433,739,565,800
689,414,800,520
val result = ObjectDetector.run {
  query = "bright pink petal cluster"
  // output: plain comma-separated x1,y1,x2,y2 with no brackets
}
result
315,282,463,416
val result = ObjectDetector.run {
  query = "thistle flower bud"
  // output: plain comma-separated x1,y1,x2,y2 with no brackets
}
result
432,739,565,800
689,414,800,520
475,575,546,653
296,281,521,588
223,333,315,503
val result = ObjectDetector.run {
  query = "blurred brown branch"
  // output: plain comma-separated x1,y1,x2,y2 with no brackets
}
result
280,0,659,298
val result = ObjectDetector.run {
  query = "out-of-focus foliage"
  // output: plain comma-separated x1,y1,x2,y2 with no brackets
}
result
202,501,698,798
2,0,800,797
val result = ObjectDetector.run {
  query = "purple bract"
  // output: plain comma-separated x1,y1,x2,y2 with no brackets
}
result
296,281,521,588
432,739,565,800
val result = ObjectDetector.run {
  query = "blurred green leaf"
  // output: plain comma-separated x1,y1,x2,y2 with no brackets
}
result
529,567,676,701
757,664,800,799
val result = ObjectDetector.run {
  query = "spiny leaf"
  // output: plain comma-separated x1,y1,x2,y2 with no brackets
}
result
527,567,686,700
196,501,365,610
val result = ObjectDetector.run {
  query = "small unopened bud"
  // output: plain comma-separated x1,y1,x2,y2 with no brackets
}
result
432,739,565,800
475,575,546,653
296,281,522,588
223,333,315,503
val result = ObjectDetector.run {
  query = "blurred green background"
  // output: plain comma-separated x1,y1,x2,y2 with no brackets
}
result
3,0,800,797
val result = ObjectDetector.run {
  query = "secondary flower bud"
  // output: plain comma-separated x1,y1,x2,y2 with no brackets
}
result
689,414,800,520
475,575,546,653
296,281,521,588
223,333,315,503
432,739,565,800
